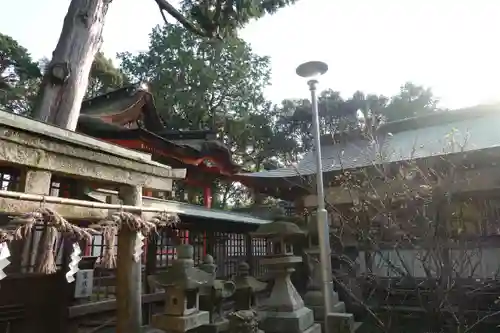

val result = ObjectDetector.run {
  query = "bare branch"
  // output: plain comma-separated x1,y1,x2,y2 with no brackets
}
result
153,0,223,40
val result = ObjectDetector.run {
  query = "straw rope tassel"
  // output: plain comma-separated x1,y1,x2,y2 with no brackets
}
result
101,225,118,269
35,226,58,274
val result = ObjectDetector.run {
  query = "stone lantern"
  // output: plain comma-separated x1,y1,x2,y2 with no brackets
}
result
198,254,237,333
251,221,321,333
150,244,211,332
304,219,361,333
232,261,268,311
303,221,344,321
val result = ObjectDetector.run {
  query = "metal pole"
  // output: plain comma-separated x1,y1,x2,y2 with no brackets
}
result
308,79,335,316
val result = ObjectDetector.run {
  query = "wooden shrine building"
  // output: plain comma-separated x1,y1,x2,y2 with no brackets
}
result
77,84,240,208
74,84,266,272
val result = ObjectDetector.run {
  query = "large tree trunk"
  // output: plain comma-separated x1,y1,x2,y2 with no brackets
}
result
34,0,111,130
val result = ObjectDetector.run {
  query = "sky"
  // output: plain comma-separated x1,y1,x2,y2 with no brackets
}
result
1,0,499,109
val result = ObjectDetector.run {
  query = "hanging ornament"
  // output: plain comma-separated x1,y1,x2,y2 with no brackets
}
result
66,243,82,283
133,232,145,262
0,242,11,280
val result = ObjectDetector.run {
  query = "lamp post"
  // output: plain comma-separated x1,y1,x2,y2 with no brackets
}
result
296,61,335,316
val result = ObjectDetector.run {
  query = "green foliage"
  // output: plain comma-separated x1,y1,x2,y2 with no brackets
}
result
183,0,298,37
0,33,42,115
270,83,441,162
86,52,129,99
0,33,127,115
382,82,440,122
118,23,271,132
118,23,274,207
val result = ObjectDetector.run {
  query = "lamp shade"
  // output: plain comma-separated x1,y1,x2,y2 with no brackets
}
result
296,61,328,78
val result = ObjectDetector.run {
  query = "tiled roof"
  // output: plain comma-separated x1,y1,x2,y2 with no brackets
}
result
238,104,500,179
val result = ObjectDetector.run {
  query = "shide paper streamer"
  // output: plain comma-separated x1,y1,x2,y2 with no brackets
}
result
0,208,179,281
0,242,11,280
66,243,82,283
133,232,145,262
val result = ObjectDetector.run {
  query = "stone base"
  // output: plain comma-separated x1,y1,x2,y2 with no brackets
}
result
260,307,317,333
325,313,355,333
309,302,345,321
197,319,230,333
152,310,210,332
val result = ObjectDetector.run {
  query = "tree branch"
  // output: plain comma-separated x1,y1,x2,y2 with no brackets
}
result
153,0,220,39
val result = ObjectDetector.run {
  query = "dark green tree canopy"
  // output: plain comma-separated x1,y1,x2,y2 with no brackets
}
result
86,52,129,99
155,0,298,38
0,33,42,115
118,23,271,131
383,82,440,122
186,0,297,36
0,33,130,114
0,33,41,85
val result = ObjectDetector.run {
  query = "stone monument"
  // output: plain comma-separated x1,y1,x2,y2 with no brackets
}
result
198,254,237,333
150,244,211,333
232,261,268,311
251,221,322,333
304,221,362,333
303,221,344,321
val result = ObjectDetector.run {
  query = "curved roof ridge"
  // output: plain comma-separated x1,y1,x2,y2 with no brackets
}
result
378,103,500,135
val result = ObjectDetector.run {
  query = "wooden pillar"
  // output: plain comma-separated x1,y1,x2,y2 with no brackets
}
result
203,187,212,208
116,185,143,333
145,233,158,290
203,186,212,255
143,232,158,325
245,234,253,274
20,170,52,272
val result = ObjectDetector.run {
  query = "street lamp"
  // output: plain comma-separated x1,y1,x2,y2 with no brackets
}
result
296,61,335,315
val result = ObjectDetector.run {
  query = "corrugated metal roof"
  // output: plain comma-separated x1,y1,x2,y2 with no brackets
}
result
144,197,272,225
87,189,271,225
238,106,500,178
